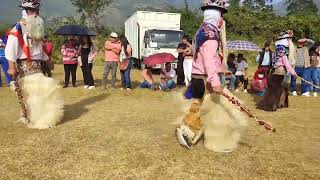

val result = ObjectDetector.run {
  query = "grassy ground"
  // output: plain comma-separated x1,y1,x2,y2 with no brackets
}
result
0,65,319,179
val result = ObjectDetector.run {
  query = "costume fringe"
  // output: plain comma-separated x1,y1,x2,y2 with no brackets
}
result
201,88,248,152
20,73,64,129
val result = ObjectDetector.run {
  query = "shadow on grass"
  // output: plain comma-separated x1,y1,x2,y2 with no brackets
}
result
93,79,142,89
62,93,109,124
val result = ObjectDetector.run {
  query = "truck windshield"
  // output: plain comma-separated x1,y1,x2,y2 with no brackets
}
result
150,30,183,48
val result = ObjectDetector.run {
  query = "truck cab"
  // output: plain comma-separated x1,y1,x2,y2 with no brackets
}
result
125,11,184,70
142,29,184,69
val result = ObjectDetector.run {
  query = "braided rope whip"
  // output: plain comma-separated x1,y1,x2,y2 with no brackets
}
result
220,91,276,132
297,76,320,89
14,77,30,123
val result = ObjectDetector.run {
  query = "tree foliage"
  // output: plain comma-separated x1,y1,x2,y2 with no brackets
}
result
287,0,318,15
70,0,113,29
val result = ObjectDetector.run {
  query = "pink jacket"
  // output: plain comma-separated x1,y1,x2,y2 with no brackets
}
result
192,40,224,87
274,56,297,76
61,44,79,65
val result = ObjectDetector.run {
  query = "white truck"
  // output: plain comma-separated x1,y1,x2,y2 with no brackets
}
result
125,11,184,69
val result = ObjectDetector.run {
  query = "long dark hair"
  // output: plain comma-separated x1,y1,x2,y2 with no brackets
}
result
120,36,130,56
80,36,93,48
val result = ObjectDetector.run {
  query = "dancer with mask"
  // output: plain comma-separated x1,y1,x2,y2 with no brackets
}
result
257,31,298,111
176,0,229,149
5,0,63,129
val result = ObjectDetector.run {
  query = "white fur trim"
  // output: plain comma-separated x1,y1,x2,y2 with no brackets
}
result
19,73,64,129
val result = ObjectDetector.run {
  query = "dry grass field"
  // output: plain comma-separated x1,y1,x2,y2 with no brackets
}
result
0,65,319,179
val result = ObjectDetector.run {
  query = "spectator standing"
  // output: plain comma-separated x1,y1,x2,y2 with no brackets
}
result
290,38,315,97
79,35,97,90
183,39,193,86
0,37,12,87
309,42,320,97
102,32,121,90
176,36,188,87
42,33,54,77
256,40,273,73
119,36,133,91
61,36,79,88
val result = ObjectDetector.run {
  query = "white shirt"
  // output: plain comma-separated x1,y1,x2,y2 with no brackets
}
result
120,44,132,62
234,60,248,76
161,67,176,79
5,23,48,62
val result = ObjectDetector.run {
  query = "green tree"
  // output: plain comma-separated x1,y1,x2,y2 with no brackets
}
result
70,0,113,29
287,0,318,15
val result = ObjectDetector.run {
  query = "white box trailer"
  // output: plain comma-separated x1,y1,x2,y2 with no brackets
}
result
125,11,184,69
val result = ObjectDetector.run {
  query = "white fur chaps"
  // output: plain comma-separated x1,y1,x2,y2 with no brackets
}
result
19,73,64,129
201,89,248,153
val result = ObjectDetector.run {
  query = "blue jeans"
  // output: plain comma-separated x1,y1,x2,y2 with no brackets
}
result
290,67,311,93
310,67,320,93
140,80,156,90
120,59,132,89
0,57,12,87
220,74,236,90
160,79,176,90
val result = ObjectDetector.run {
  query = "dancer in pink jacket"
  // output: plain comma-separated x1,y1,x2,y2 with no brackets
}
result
176,0,228,149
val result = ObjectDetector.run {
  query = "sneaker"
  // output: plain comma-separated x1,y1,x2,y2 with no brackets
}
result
9,81,16,91
88,86,95,90
302,92,310,97
243,89,248,93
313,92,318,97
126,88,132,91
235,89,240,93
84,85,89,89
292,91,297,96
176,128,192,149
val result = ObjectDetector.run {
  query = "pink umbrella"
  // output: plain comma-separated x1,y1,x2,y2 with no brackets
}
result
144,53,176,66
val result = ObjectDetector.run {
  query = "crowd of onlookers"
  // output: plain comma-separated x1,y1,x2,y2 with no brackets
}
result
0,32,179,92
0,32,319,97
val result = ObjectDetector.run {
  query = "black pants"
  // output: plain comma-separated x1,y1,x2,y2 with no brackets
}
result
177,60,185,86
235,75,248,90
64,64,77,86
81,63,94,86
191,78,205,99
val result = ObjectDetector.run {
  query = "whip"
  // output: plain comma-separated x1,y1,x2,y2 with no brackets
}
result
297,76,320,89
220,91,276,132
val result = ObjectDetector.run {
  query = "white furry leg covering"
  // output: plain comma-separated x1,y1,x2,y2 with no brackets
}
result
20,73,64,129
201,88,248,153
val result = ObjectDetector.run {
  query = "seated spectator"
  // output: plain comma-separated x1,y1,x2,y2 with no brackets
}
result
140,65,157,90
160,62,176,91
219,63,236,91
227,53,236,75
251,68,268,96
235,54,249,93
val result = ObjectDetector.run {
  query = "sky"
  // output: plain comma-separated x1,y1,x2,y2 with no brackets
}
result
0,0,318,26
0,0,200,26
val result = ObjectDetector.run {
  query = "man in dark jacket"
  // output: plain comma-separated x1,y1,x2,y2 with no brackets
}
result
176,36,188,87
256,40,273,73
